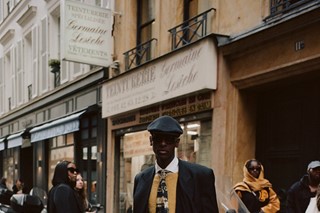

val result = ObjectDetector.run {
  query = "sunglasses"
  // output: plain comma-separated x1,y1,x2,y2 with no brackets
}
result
152,135,179,145
248,167,261,172
67,167,79,174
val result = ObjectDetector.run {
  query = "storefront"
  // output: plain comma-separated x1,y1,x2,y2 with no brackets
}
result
0,104,105,207
0,129,32,192
102,38,218,212
28,104,105,205
112,93,213,212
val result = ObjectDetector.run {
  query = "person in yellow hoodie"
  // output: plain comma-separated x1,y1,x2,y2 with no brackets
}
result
233,159,280,213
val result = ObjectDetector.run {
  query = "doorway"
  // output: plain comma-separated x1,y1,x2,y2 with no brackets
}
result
256,75,320,211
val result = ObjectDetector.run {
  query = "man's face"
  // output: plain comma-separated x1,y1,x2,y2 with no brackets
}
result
67,163,78,183
150,132,180,167
308,167,320,184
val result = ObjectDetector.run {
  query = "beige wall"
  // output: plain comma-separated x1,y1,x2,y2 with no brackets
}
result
216,0,269,36
113,0,271,74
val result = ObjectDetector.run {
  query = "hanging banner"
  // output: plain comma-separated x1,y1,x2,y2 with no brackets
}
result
61,0,113,67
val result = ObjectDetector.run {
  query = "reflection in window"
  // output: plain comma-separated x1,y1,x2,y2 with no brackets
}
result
179,122,201,164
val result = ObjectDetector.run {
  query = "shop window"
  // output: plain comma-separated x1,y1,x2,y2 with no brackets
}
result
48,134,75,189
118,119,212,212
78,114,98,205
2,149,15,190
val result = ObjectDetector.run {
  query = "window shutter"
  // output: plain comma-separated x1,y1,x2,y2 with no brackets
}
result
10,48,16,109
0,58,4,114
32,25,39,97
16,40,24,104
40,17,49,92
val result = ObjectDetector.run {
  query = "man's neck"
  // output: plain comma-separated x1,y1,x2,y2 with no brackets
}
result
309,185,318,192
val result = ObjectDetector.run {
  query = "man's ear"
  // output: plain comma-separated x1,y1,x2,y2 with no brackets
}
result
175,138,180,148
149,136,153,146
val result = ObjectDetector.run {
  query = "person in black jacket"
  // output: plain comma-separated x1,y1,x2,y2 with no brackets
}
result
133,115,219,213
286,160,320,213
12,178,26,194
0,177,13,205
47,160,82,213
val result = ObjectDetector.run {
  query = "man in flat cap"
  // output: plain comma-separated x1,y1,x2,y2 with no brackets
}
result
286,160,320,213
133,115,219,213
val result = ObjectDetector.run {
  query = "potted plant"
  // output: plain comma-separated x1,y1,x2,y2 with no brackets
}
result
48,59,60,73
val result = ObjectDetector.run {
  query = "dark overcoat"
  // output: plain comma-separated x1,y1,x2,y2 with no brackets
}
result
133,159,219,213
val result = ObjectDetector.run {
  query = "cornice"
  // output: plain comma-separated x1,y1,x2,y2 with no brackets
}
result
0,29,15,45
17,6,37,27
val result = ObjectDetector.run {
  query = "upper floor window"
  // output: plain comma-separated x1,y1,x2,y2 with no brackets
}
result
269,0,314,16
121,0,155,70
137,0,155,45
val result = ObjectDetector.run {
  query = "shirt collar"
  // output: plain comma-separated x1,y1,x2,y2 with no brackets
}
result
155,157,179,174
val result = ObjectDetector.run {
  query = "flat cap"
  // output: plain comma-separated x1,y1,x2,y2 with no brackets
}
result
307,160,320,171
147,115,183,135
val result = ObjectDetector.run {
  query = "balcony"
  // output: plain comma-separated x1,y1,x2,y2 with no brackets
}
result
123,8,215,71
168,8,215,51
123,38,157,71
269,0,316,17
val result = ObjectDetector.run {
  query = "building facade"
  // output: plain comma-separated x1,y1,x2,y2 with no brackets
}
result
0,0,110,207
1,0,320,212
103,0,320,212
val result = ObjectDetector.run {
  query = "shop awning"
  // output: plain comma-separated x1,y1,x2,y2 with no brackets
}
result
0,137,5,151
7,131,25,148
30,110,86,143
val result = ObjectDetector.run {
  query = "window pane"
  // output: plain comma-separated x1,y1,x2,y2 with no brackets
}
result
91,127,97,138
91,146,97,160
141,0,154,24
81,129,89,139
83,147,88,160
82,117,89,128
91,116,97,126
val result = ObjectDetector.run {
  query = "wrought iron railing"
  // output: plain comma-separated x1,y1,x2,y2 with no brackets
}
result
123,38,157,71
168,8,215,51
269,0,315,17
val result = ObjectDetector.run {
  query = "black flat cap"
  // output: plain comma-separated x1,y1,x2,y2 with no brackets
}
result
147,115,183,135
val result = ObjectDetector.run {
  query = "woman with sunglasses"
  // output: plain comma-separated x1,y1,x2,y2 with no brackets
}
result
48,160,83,213
233,159,280,213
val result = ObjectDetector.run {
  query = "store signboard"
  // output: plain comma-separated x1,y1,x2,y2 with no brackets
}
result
61,0,113,67
102,39,217,118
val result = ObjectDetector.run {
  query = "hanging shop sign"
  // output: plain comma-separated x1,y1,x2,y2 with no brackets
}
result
61,0,113,67
102,38,217,118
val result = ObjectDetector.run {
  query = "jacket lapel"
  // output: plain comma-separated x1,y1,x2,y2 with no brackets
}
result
136,167,155,212
176,160,195,212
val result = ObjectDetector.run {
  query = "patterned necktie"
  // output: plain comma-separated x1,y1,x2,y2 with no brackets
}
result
156,170,169,213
